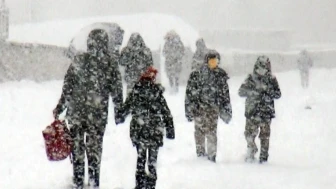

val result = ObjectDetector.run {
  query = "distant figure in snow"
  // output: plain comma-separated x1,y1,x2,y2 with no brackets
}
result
119,66,175,189
120,33,153,94
238,55,281,164
185,50,232,163
53,29,124,189
192,38,208,71
297,49,313,88
163,30,185,93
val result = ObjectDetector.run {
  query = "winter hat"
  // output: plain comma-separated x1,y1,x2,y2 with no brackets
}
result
140,66,158,82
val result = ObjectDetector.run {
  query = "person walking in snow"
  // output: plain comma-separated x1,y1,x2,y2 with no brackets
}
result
238,55,281,164
191,38,208,71
53,29,124,189
162,30,185,93
297,49,313,88
118,66,175,189
119,33,154,94
185,50,232,162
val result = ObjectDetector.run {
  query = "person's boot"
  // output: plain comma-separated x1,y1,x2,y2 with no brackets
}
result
135,171,146,189
88,166,100,188
259,156,268,164
245,147,258,163
146,175,157,189
208,155,216,163
196,145,206,158
72,176,84,189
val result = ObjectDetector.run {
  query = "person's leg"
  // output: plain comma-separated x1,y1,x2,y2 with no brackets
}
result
147,146,159,189
70,124,86,189
244,119,259,162
135,144,147,189
259,120,271,163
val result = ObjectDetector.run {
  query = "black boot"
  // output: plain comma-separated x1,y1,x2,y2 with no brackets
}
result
146,175,157,189
197,151,206,157
72,176,84,189
259,156,268,164
208,155,216,163
135,172,146,189
88,169,100,188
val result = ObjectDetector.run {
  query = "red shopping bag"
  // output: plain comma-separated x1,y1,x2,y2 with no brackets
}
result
42,120,73,161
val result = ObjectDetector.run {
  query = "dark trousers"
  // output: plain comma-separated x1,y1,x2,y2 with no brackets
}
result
244,118,271,162
70,121,105,189
135,144,159,189
194,106,219,161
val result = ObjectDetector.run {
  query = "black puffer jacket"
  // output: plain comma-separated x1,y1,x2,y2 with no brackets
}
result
239,55,281,120
120,79,175,147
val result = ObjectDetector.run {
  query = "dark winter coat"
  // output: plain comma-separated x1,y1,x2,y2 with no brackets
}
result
163,35,185,74
119,33,153,85
55,29,123,126
185,51,232,123
239,56,281,120
120,79,175,147
192,38,208,71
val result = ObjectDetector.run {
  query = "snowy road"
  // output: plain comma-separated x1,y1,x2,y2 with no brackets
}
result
1,69,336,189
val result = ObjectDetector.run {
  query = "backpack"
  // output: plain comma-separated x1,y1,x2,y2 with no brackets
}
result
42,120,73,161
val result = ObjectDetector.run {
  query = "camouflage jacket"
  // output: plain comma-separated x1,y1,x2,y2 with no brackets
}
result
239,74,281,120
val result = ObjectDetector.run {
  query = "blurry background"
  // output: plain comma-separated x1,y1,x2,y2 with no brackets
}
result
1,0,336,83
7,0,336,47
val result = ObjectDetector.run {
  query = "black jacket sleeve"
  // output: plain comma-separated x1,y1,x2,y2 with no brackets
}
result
54,62,77,116
185,71,199,120
158,89,174,139
119,47,130,67
107,59,124,122
218,74,232,124
268,76,281,100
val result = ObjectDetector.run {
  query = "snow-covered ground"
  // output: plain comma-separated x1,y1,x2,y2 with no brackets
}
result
1,68,336,189
8,13,200,51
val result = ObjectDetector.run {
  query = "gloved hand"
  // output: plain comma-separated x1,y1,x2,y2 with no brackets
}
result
53,108,60,120
220,111,231,124
114,107,125,125
166,128,175,139
115,116,125,125
186,115,193,122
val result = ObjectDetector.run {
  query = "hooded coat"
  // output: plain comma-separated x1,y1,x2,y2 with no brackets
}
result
239,56,281,120
192,38,208,71
162,32,185,75
55,29,123,125
119,33,153,86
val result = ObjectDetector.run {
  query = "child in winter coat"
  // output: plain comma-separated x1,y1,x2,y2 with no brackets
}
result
239,55,281,163
119,66,175,189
